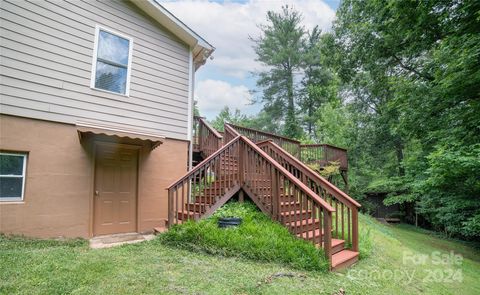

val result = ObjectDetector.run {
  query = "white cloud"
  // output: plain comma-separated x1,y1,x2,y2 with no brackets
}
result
161,0,336,118
195,79,257,118
162,0,336,79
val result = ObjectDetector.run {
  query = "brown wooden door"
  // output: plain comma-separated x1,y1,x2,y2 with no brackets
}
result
94,144,138,236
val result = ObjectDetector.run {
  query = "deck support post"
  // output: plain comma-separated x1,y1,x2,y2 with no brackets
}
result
352,208,359,252
340,170,349,193
324,210,333,268
271,168,279,221
238,140,245,186
168,189,173,228
238,190,244,203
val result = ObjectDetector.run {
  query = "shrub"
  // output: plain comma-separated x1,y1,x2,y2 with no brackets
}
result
159,201,329,272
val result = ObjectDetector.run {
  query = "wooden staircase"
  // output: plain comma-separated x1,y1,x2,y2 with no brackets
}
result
167,121,361,271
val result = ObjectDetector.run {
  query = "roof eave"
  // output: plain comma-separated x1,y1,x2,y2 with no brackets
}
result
130,0,214,70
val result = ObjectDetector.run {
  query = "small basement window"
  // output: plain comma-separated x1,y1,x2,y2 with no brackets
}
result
0,153,27,201
91,26,133,95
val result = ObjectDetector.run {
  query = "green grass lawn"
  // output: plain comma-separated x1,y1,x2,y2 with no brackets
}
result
160,202,329,272
1,215,479,294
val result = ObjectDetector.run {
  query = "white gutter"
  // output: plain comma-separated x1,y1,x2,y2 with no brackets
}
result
187,49,194,169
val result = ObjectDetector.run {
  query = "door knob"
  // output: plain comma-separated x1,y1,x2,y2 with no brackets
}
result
95,190,99,196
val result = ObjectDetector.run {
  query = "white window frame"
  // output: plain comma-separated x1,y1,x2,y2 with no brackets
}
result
0,152,27,202
90,25,134,96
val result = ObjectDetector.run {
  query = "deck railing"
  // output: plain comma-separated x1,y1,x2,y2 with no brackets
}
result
226,123,301,157
192,116,202,151
167,135,241,225
300,144,348,170
258,140,360,252
226,123,348,170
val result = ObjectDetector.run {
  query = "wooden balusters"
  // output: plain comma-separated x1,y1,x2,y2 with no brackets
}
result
300,144,348,171
227,123,302,158
169,131,343,267
257,140,361,253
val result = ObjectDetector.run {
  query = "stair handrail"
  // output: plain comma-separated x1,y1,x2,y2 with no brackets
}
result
168,132,334,212
167,135,241,190
239,135,335,262
259,141,360,208
168,124,337,264
198,117,223,139
197,117,223,157
239,136,335,213
223,123,243,145
215,125,336,213
258,140,360,251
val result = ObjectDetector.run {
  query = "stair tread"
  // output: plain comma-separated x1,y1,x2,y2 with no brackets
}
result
287,218,320,227
332,238,345,246
280,201,301,205
280,209,312,216
331,250,359,268
176,211,200,219
188,203,209,206
315,238,344,248
297,228,324,239
177,210,197,215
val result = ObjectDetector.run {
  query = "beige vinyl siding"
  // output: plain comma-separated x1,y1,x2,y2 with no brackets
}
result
0,0,191,139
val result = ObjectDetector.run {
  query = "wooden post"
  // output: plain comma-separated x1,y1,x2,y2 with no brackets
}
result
341,170,349,193
238,190,244,203
238,142,244,198
238,141,244,186
271,169,279,221
324,210,332,268
168,189,173,227
352,208,359,252
199,123,204,152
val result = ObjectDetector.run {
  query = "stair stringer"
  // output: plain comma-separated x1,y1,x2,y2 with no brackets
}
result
199,184,241,220
195,182,277,223
241,184,275,220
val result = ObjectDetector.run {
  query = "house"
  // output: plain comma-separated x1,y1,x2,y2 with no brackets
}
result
0,0,362,271
0,0,213,238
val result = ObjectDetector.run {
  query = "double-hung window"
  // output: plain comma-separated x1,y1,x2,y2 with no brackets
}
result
0,153,27,202
91,26,133,95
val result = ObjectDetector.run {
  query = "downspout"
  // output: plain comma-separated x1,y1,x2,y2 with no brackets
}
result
187,48,194,170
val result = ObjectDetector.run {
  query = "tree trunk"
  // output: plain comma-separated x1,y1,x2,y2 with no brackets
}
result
284,68,297,138
307,103,313,136
395,140,405,176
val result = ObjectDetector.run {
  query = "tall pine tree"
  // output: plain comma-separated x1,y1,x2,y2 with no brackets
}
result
251,6,305,139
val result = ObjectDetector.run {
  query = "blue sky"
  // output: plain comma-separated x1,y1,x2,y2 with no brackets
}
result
162,0,339,119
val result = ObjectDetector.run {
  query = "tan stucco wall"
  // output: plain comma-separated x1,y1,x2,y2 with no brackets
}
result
0,115,188,238
137,133,188,233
